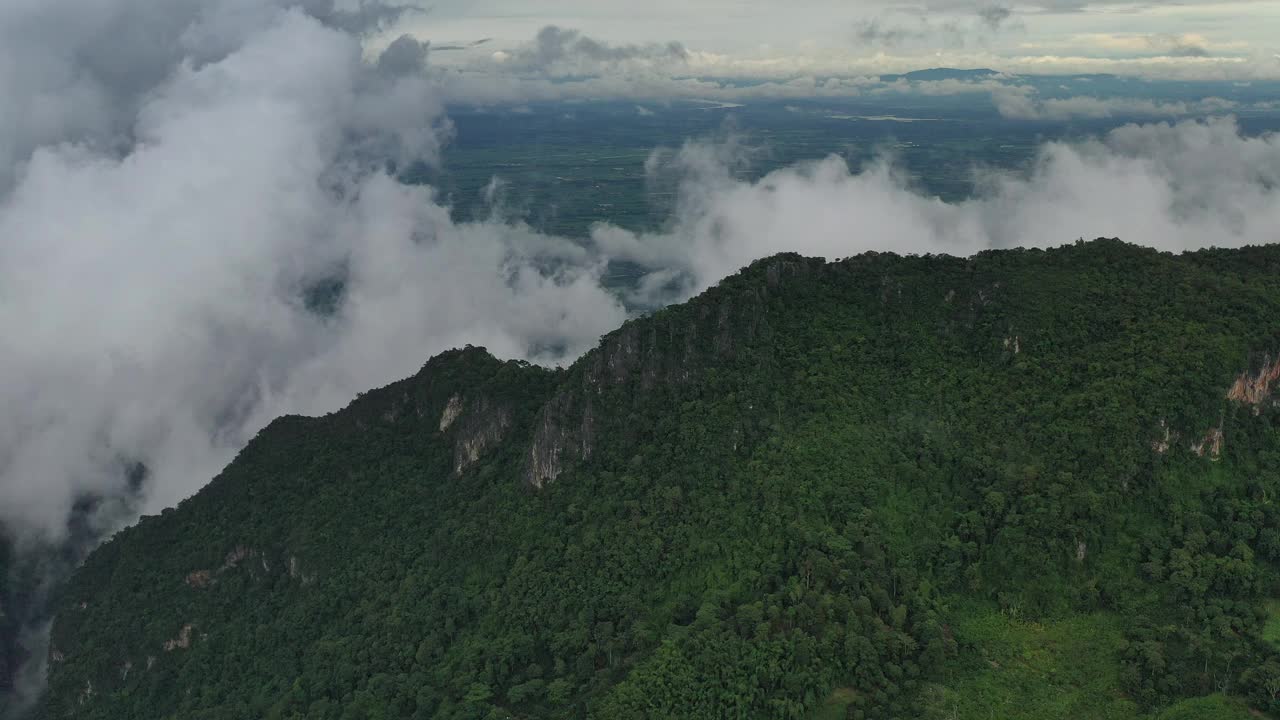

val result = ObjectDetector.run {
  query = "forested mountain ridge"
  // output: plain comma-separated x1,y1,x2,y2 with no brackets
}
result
35,240,1280,719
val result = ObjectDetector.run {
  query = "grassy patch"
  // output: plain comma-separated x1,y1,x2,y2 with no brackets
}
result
923,608,1265,720
929,608,1143,719
811,688,858,720
1154,694,1257,720
1262,599,1280,648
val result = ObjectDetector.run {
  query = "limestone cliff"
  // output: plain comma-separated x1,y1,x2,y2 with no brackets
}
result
1228,353,1280,408
525,254,800,487
443,395,514,476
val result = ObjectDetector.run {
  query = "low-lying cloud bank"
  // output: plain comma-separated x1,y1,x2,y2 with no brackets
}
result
2,0,1280,624
432,66,1272,120
413,16,1280,83
422,27,1278,119
597,115,1280,304
990,86,1242,120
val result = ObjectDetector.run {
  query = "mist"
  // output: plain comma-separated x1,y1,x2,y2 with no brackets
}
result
1,0,1279,710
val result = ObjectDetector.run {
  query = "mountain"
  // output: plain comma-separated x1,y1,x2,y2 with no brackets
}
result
878,68,1002,83
34,240,1280,720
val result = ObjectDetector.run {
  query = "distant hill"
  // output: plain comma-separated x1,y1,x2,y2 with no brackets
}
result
37,240,1280,720
880,68,1003,83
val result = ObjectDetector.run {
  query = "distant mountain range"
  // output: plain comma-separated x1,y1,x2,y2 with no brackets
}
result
878,68,1003,83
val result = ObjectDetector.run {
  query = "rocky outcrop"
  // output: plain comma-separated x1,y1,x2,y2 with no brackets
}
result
439,395,463,431
223,546,254,570
1150,351,1280,459
439,395,513,476
1228,354,1280,408
184,570,212,589
1192,427,1224,460
524,260,784,488
163,624,194,652
288,555,315,585
527,392,592,489
184,545,260,589
1151,419,1179,455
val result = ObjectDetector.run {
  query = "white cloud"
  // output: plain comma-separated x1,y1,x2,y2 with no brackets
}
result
429,67,882,106
0,1,625,546
991,85,1239,119
594,117,1280,302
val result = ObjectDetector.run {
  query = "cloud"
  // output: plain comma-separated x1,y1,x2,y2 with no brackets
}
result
853,17,932,47
376,33,430,75
850,4,1022,50
432,38,493,52
0,0,433,194
429,66,882,106
1169,42,1210,58
407,0,1279,82
593,117,1280,303
1070,32,1222,58
910,0,1269,12
493,25,689,75
304,0,425,34
421,22,1278,91
990,84,1238,119
978,5,1015,30
0,0,625,554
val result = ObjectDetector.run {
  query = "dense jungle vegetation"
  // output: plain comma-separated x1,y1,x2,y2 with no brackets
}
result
35,240,1280,719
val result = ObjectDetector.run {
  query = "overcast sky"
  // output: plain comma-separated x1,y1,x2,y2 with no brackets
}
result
402,0,1280,79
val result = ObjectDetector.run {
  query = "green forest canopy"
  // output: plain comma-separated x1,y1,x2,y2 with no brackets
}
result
35,240,1280,720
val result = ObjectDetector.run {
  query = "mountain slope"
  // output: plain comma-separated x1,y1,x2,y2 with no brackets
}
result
38,240,1280,719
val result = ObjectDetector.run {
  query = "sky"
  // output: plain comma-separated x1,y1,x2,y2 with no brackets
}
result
404,0,1280,80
